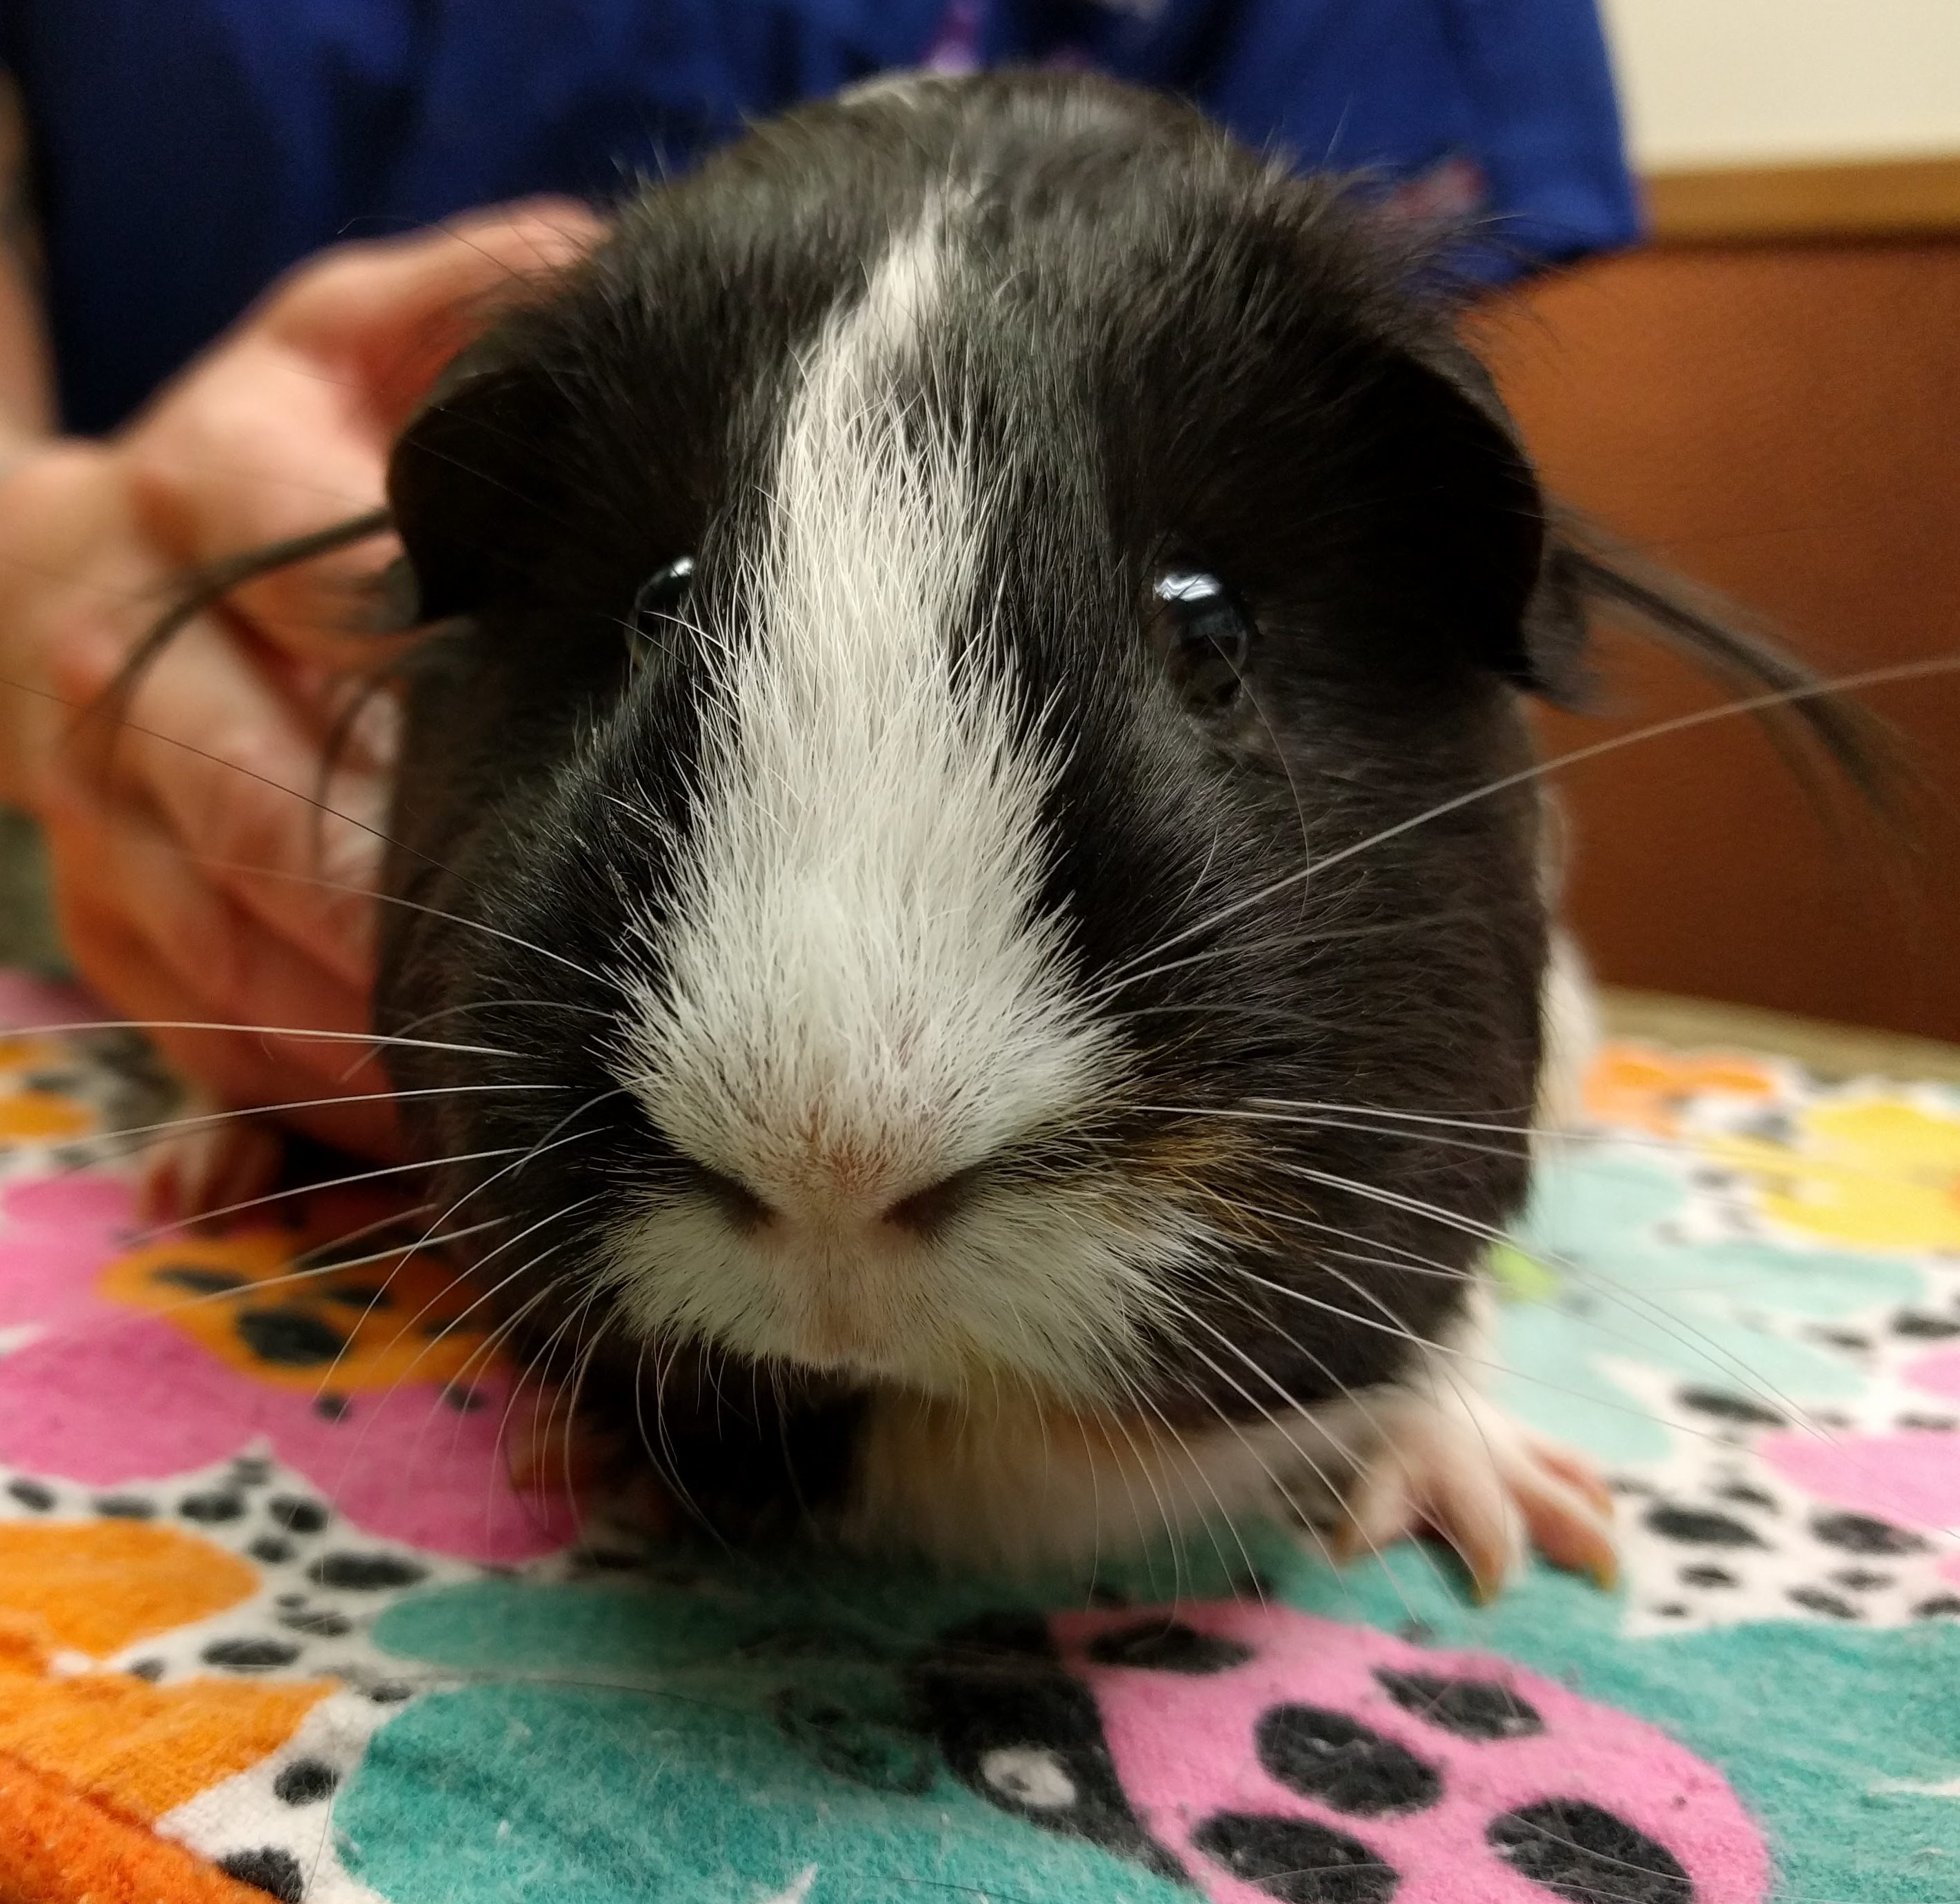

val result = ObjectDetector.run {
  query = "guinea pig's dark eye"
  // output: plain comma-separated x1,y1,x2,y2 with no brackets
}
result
1152,568,1252,714
626,555,695,671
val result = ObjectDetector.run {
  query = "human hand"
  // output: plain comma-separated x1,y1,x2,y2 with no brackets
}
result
0,201,603,1161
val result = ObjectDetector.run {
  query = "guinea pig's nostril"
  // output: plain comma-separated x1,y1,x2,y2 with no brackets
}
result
682,1160,773,1232
883,1165,984,1236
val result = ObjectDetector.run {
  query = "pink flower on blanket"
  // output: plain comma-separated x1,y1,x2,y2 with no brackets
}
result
1903,1343,1960,1405
1037,1602,1768,1904
0,1170,575,1563
1750,1343,1960,1572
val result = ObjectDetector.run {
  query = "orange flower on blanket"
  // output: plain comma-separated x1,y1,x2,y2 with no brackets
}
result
1582,1043,1777,1138
1708,1095,1960,1252
101,1206,497,1394
0,1032,95,1145
0,1520,330,1822
0,1175,580,1563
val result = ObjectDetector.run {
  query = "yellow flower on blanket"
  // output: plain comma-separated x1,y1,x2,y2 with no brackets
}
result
1710,1096,1960,1252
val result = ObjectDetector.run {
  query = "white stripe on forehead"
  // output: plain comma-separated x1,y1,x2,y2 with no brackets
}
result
621,208,1110,1214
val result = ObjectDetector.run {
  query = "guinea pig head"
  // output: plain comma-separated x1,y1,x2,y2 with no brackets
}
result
374,77,1573,1493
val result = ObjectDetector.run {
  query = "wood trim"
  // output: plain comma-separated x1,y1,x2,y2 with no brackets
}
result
1641,154,1960,243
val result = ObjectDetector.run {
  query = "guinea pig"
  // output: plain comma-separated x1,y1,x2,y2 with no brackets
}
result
146,70,1864,1587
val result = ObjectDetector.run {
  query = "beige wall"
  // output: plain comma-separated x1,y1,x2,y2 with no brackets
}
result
1601,0,1960,168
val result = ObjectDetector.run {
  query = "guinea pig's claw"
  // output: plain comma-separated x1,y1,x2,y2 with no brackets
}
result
1331,1385,1617,1602
1501,1443,1620,1594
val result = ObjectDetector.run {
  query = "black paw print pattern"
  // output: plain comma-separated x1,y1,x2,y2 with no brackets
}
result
915,1603,1763,1903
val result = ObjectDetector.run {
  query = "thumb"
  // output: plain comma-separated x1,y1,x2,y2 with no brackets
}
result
137,199,605,661
262,197,608,434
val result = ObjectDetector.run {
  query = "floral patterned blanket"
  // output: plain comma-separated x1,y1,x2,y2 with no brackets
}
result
0,968,1952,1904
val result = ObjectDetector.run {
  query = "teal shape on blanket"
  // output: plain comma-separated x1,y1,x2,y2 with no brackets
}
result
1496,1149,1921,1463
341,1569,1194,1904
1526,1147,1686,1236
343,1544,1960,1904
338,1678,1196,1904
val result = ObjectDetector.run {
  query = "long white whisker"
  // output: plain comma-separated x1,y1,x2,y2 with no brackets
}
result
1148,1323,1321,1587
301,1108,611,1410
555,1308,612,1540
74,1083,565,1156
450,1279,579,1499
1074,1407,1161,1594
75,792,618,996
1253,1245,1510,1491
1167,1281,1457,1599
1194,1099,1931,1190
632,1335,723,1546
1217,1252,1803,1451
163,850,612,988
1094,1383,1195,1607
1227,1183,1867,1352
1132,1375,1269,1602
369,1085,625,1295
1137,1102,1533,1166
14,1016,515,1057
1,663,489,903
42,1209,502,1355
448,1278,568,1399
1106,652,1960,982
354,1191,606,1390
1086,910,1530,1010
508,1281,606,1521
344,1199,605,1509
1152,1286,1437,1620
136,1215,512,1319
121,1146,526,1244
448,1281,586,1543
1237,1098,1534,1134
385,998,614,1038
1269,1157,1834,1432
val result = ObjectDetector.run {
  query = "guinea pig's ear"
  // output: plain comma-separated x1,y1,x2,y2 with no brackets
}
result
1363,345,1588,703
1370,342,1892,799
386,352,579,623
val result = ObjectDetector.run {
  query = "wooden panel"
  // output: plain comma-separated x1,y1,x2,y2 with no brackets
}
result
1643,155,1960,243
1472,241,1960,1041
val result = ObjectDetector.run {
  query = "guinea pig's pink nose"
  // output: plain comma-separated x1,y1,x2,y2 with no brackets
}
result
679,1152,980,1241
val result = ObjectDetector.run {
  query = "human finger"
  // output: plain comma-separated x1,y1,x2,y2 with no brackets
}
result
57,605,388,990
257,198,605,428
52,878,399,1159
46,796,381,1090
132,203,601,659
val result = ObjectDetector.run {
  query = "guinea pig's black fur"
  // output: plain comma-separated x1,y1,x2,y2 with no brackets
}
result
157,72,1870,1570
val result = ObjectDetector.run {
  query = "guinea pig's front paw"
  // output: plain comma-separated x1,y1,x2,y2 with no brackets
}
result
1330,1383,1617,1603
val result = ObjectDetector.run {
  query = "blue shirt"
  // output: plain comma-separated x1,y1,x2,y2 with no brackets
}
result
0,1,1637,433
